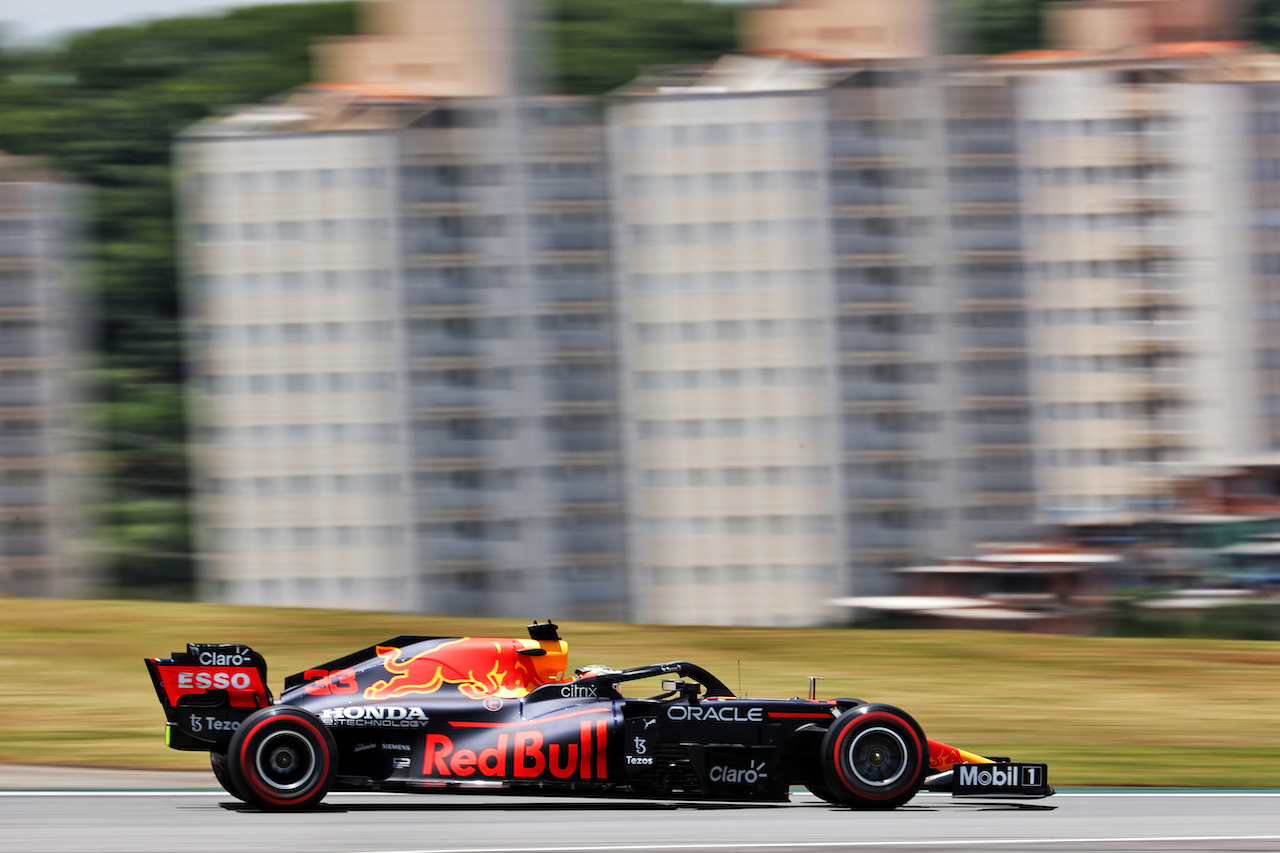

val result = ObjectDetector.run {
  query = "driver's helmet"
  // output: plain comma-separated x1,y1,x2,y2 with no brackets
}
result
574,664,619,679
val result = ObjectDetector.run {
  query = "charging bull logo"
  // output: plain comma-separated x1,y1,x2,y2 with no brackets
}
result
365,638,550,701
928,739,993,772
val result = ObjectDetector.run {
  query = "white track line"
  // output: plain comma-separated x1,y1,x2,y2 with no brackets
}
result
345,837,1280,853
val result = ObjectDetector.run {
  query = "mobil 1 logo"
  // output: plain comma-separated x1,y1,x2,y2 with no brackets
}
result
954,763,1050,796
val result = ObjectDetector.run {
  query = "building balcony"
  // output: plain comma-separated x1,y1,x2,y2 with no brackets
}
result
846,478,912,500
0,435,46,456
555,480,621,504
0,337,40,357
951,183,1019,204
529,180,607,200
542,329,614,353
954,229,1021,252
0,485,46,506
415,489,488,511
406,286,483,306
534,230,609,251
538,280,612,301
409,337,479,358
0,535,46,556
830,137,884,157
557,530,621,554
962,325,1026,349
422,538,490,561
411,386,487,408
962,276,1024,300
0,385,44,406
835,233,898,255
547,379,616,402
947,136,1016,155
966,422,1032,446
964,372,1030,397
551,432,618,453
845,429,915,451
832,185,889,206
413,437,488,460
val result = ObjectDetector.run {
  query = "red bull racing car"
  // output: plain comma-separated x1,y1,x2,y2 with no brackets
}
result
145,621,1052,810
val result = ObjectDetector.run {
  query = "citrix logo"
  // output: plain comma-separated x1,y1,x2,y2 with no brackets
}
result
560,683,597,698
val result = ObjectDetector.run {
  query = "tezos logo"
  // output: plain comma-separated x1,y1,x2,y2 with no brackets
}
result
666,705,763,723
188,714,239,734
710,759,768,785
627,736,653,765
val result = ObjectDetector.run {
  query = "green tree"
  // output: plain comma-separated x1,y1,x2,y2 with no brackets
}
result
549,0,738,95
0,3,359,598
953,0,1050,55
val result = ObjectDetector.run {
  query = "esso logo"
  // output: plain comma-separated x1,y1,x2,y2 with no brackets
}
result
177,670,252,690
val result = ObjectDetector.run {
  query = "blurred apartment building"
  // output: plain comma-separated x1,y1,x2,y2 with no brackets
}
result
0,155,89,597
180,0,1280,624
181,0,624,618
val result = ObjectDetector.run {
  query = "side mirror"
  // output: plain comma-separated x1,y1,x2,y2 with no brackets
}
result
662,679,701,703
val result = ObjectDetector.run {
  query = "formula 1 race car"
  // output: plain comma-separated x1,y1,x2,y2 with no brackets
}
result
145,621,1052,810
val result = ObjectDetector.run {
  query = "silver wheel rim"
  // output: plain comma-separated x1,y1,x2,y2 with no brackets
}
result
254,729,318,793
847,725,909,788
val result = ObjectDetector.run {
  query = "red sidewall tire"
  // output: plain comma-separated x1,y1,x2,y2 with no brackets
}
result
821,704,927,809
227,706,336,810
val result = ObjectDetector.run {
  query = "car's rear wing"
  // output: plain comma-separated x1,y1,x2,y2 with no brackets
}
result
144,644,272,751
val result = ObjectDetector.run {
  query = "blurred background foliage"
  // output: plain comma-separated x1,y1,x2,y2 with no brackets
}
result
2,0,1280,602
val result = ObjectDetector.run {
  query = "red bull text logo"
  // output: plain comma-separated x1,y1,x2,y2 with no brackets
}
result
365,639,542,702
423,721,608,780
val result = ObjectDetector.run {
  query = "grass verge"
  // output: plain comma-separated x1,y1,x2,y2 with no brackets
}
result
0,598,1277,786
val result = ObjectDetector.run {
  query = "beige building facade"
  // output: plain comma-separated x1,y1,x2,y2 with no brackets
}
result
0,156,90,598
608,86,847,625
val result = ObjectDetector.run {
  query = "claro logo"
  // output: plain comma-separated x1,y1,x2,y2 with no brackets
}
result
710,759,768,785
198,647,251,666
666,705,763,723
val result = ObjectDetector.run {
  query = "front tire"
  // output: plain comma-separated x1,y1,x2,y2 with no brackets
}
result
227,706,336,810
820,704,927,809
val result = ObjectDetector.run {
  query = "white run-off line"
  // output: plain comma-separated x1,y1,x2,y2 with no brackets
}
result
346,838,1280,853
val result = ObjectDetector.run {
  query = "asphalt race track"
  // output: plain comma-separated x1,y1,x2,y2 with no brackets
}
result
3,786,1280,853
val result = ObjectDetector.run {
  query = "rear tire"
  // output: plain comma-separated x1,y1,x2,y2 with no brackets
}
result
804,781,842,804
227,706,336,810
210,751,244,801
820,704,927,810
